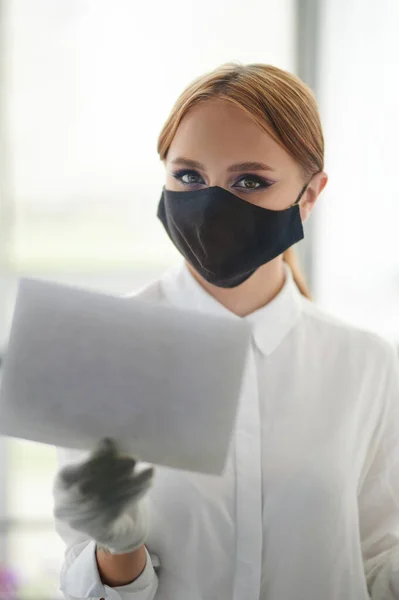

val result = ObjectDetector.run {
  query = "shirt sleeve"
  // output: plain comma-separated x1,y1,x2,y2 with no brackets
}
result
358,344,399,599
58,536,159,600
55,448,159,600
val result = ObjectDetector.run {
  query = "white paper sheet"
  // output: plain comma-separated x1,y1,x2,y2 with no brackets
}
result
0,277,251,474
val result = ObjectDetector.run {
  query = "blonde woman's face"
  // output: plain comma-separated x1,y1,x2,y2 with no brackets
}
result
165,99,327,220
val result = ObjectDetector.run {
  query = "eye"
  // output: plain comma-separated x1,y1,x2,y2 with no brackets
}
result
172,169,205,186
233,175,273,191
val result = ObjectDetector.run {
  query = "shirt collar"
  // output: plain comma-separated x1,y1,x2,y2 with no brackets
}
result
161,262,303,357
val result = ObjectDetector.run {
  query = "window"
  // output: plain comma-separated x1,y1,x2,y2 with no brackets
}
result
315,0,399,344
0,0,296,596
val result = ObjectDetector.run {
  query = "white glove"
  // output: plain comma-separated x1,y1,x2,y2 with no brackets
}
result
53,438,154,555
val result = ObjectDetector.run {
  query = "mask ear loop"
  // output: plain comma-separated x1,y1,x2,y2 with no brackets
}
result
290,181,310,207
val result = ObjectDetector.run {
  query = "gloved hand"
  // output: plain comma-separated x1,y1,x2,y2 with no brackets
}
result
53,438,154,555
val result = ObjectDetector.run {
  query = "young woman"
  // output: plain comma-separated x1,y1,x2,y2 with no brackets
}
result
53,64,399,600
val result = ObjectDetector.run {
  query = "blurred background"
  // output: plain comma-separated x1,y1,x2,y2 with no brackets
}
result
0,0,398,597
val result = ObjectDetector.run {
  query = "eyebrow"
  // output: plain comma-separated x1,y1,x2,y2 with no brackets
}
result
170,157,276,172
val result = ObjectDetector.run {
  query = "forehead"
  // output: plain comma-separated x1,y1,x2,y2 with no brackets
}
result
167,99,296,170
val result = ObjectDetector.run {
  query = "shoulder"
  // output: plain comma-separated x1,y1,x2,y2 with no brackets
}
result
298,297,397,370
122,273,169,305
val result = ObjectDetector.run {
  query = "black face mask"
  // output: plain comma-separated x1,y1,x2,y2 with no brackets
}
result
157,184,306,288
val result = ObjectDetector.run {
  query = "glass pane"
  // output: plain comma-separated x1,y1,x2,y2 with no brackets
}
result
6,0,296,279
2,0,297,592
7,440,56,521
8,529,64,600
5,441,64,598
315,0,399,342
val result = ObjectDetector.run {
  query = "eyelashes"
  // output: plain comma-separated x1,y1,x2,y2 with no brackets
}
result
234,175,274,191
172,169,205,186
172,169,275,192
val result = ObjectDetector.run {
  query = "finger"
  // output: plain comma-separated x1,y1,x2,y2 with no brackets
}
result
59,463,85,487
82,454,136,482
130,466,155,492
73,440,130,482
109,457,137,479
88,466,155,508
111,467,155,504
85,438,118,469
97,484,152,519
77,455,137,494
59,440,117,485
94,438,119,458
79,463,152,498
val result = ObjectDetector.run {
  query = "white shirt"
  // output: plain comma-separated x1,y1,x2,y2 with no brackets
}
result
56,262,399,600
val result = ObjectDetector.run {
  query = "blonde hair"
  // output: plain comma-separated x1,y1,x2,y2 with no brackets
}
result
157,63,325,299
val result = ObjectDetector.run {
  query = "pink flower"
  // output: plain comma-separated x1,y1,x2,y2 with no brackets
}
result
0,565,17,600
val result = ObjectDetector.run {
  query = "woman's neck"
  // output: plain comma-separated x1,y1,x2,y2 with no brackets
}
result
186,257,286,318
